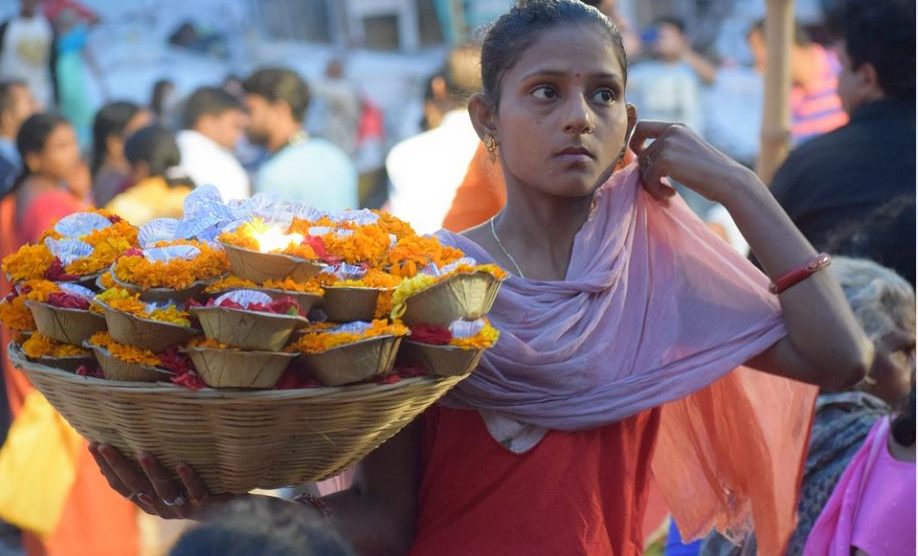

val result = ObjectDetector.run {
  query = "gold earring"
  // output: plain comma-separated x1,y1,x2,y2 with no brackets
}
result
483,134,498,162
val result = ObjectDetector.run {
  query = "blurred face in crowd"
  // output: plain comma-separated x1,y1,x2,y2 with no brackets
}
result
198,108,248,150
654,22,685,62
1,83,37,139
20,0,39,17
747,28,766,73
25,123,81,181
243,94,273,145
833,42,883,115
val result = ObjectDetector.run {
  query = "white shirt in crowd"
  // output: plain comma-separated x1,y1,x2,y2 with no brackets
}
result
0,15,53,109
176,129,250,201
385,110,479,235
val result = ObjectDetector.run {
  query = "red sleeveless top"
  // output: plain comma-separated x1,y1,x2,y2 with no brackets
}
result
409,406,661,555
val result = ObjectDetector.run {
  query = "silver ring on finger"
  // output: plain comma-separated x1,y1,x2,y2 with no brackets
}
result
162,495,187,507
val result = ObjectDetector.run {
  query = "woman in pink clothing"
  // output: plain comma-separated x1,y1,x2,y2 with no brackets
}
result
805,386,915,556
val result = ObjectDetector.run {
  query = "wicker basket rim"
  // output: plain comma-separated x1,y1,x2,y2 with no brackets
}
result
9,342,462,399
96,300,198,331
183,345,300,358
190,305,309,323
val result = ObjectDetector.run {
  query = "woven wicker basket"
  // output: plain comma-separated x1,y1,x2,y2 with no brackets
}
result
9,343,467,493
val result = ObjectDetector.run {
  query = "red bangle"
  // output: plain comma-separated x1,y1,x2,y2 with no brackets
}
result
768,253,832,294
294,492,333,519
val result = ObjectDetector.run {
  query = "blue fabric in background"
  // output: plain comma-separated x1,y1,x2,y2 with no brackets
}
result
666,521,702,556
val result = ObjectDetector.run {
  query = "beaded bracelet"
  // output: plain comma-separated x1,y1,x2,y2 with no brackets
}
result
768,253,832,294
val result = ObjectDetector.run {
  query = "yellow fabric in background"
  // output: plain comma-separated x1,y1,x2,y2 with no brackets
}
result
0,390,81,537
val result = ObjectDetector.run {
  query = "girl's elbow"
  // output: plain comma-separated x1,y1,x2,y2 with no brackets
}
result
821,340,874,392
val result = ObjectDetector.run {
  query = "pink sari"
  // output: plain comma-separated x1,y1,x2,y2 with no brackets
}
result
436,165,817,554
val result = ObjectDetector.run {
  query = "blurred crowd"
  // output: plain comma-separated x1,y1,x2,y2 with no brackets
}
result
0,0,913,554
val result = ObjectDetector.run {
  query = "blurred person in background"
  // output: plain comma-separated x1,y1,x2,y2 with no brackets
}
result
0,0,56,110
177,86,249,201
308,58,361,160
0,113,140,556
747,19,847,145
769,0,915,277
386,44,481,234
581,0,641,57
243,68,356,211
150,78,177,125
169,497,355,556
106,124,193,225
90,100,151,206
701,255,915,555
52,6,105,148
0,80,36,195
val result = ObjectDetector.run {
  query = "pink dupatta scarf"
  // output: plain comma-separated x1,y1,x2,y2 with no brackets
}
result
437,165,817,554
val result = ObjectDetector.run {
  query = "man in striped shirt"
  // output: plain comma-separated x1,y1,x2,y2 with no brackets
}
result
748,20,848,145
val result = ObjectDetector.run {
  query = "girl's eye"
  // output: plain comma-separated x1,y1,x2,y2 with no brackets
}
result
531,86,558,100
591,88,616,104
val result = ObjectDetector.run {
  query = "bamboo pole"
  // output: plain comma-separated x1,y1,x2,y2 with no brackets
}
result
756,0,794,186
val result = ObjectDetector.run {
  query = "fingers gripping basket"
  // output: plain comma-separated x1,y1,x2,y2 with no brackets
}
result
9,344,468,494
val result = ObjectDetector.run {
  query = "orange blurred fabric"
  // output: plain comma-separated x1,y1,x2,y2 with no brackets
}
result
440,145,817,554
0,194,140,556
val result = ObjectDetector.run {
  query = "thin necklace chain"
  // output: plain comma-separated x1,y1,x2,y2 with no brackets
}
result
489,217,526,279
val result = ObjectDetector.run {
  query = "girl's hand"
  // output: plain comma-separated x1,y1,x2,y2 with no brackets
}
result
89,442,237,520
628,120,758,205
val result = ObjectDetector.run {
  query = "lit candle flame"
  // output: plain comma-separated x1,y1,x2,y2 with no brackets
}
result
252,227,304,253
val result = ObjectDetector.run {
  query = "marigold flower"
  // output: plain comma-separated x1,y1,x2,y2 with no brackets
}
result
2,244,54,282
112,240,228,289
88,331,160,366
284,320,409,354
22,333,90,359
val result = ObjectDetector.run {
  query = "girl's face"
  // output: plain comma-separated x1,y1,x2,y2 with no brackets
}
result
480,24,633,199
29,124,81,181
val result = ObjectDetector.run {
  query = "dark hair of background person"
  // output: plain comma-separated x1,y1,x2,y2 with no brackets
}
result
242,68,311,122
892,384,916,447
0,79,27,122
150,79,175,118
181,86,243,130
824,0,915,100
652,15,686,35
824,194,916,287
90,101,143,175
15,112,70,181
748,18,813,46
479,0,627,104
168,497,355,556
123,125,192,189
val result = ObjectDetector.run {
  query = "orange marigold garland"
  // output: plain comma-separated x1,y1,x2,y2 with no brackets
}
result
387,235,465,278
94,288,192,327
2,243,55,282
22,333,90,359
87,331,160,366
0,280,61,331
113,241,228,290
285,320,409,354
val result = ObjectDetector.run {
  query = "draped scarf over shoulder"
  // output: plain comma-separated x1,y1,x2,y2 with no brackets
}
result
436,165,817,554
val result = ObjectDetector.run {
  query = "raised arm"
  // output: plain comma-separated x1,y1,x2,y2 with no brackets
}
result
629,121,873,390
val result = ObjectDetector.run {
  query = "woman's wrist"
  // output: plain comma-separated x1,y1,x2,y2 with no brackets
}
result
717,165,767,213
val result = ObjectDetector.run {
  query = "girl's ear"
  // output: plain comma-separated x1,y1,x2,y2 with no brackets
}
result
467,92,499,142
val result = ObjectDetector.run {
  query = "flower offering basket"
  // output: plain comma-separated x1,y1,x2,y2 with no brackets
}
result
9,343,469,493
221,243,323,284
98,301,199,352
25,300,106,345
402,271,501,327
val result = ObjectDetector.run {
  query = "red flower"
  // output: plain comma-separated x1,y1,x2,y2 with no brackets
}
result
44,258,80,281
396,365,427,378
159,347,194,375
171,371,206,391
275,367,322,389
45,292,90,310
409,325,452,345
304,235,341,265
76,364,103,378
374,373,402,385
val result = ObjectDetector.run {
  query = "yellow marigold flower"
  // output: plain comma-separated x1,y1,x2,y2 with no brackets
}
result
88,331,160,366
22,333,90,359
2,244,54,282
94,287,192,327
285,320,408,354
1,279,63,330
450,320,500,350
387,235,464,278
372,211,416,240
187,336,237,350
205,275,259,293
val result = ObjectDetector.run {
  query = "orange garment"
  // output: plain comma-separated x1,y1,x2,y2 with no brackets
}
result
409,405,661,555
0,194,140,556
442,144,635,232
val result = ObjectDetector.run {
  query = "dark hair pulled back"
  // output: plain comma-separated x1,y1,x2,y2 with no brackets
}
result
480,0,627,105
91,101,143,175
